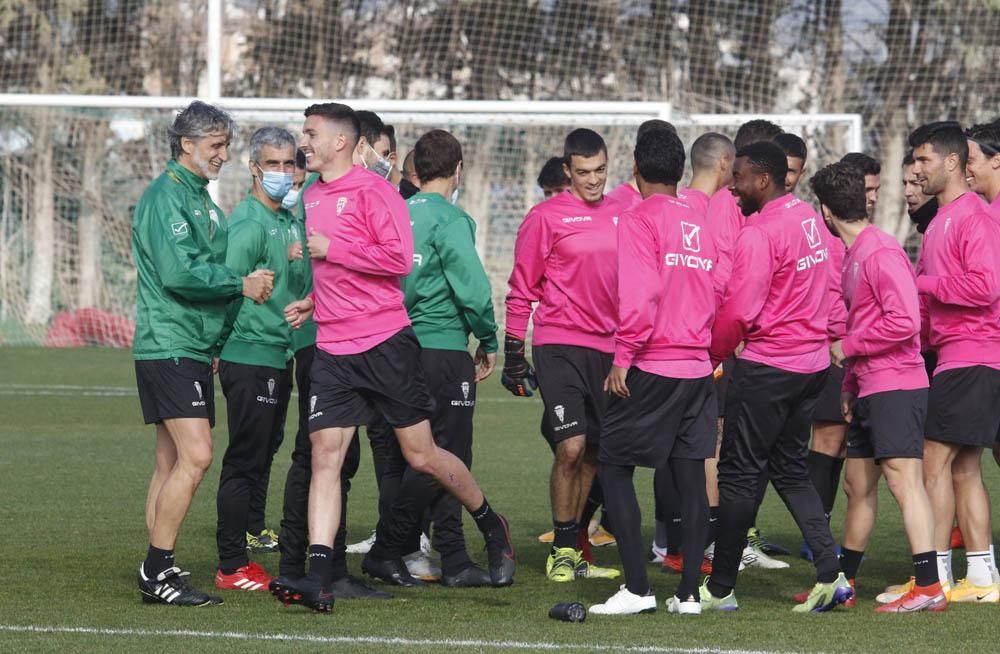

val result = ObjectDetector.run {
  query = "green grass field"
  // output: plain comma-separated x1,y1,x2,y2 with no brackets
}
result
2,347,998,653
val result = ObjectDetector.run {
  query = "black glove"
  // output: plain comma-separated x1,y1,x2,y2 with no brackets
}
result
500,334,538,397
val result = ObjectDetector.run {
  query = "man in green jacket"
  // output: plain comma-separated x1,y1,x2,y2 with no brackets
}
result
213,127,300,593
133,101,273,606
362,129,500,588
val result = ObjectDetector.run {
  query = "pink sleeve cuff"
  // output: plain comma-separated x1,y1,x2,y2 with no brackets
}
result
916,276,936,295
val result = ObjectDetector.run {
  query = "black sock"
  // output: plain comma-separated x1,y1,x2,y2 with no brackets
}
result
839,547,864,580
471,498,501,534
219,567,238,575
553,520,577,549
828,457,844,514
308,544,333,585
707,578,731,599
706,506,719,548
665,514,682,555
913,550,938,587
143,545,175,578
807,451,840,517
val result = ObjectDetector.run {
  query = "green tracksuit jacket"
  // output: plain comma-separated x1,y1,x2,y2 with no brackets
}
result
132,160,243,363
219,193,293,370
287,174,318,352
402,192,498,353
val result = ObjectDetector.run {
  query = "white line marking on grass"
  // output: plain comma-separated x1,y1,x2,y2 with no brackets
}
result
0,624,803,654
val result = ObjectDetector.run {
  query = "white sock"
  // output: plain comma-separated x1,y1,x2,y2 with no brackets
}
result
937,550,952,586
966,550,995,587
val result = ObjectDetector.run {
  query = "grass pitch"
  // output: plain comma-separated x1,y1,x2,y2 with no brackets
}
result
1,347,998,653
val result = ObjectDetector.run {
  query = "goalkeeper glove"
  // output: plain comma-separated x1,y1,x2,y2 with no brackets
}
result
500,334,538,397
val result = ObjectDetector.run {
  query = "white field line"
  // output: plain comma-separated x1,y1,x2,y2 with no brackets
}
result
0,384,537,403
0,624,802,654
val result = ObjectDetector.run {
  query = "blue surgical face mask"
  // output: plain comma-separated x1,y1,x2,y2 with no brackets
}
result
281,188,300,210
257,165,294,200
450,188,459,205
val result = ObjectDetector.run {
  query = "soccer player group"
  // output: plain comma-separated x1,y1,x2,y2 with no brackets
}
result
131,99,1000,618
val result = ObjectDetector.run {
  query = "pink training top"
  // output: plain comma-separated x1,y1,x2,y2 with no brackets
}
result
841,225,928,397
915,191,1000,374
304,166,413,355
605,182,643,209
615,193,716,379
710,194,833,373
678,187,710,214
827,237,848,342
705,189,744,302
505,190,623,353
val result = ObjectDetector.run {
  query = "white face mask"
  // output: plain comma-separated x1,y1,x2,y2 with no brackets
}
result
364,143,392,179
281,188,300,210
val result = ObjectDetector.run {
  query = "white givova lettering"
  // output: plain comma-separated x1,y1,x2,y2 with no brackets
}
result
413,253,423,266
796,248,830,271
664,253,713,271
562,216,592,223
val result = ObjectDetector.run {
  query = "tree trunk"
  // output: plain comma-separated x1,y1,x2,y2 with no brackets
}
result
26,110,55,325
77,121,107,308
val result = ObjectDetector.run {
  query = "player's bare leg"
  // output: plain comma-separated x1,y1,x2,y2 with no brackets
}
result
146,423,177,537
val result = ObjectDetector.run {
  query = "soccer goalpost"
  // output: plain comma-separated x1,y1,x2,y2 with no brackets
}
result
0,91,861,347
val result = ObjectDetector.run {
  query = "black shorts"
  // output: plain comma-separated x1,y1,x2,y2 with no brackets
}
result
600,369,717,468
846,389,927,462
135,358,216,427
534,344,613,446
813,364,847,424
926,365,1000,448
308,328,434,431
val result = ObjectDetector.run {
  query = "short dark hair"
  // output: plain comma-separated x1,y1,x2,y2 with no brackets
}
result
295,148,307,170
304,103,360,146
537,156,569,190
355,110,386,147
634,128,685,186
773,133,807,161
908,121,967,170
840,152,881,176
809,162,868,222
414,129,462,183
563,128,607,163
383,124,397,153
690,132,735,173
734,119,783,149
735,141,788,189
965,119,1000,157
902,150,914,167
636,119,677,141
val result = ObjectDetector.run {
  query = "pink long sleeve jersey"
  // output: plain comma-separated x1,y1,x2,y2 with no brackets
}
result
606,182,643,209
710,194,833,373
706,189,744,299
505,190,623,353
304,166,414,355
841,225,927,397
614,194,717,379
915,191,1000,374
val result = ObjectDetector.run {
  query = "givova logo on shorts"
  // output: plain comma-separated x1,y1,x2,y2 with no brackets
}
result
552,404,580,432
451,380,475,407
308,395,323,421
257,377,279,405
192,381,205,407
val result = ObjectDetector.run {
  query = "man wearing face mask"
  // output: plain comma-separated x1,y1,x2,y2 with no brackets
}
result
212,127,299,593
